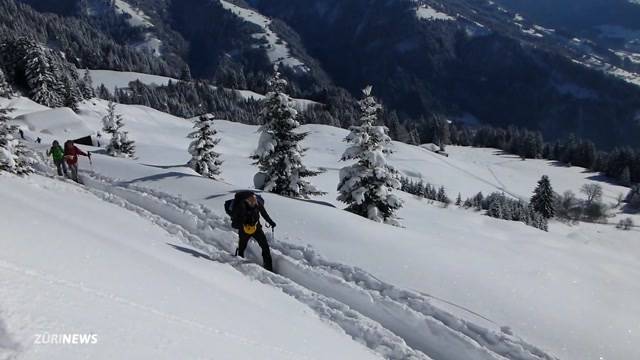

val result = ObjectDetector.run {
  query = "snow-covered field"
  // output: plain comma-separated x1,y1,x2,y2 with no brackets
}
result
1,96,639,360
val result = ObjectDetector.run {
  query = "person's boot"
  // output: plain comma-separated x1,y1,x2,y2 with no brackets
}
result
263,252,273,272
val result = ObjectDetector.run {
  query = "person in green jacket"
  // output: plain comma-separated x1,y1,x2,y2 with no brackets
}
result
47,140,67,177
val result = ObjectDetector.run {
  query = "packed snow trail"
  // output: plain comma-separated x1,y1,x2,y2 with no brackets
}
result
76,173,428,360
81,171,558,360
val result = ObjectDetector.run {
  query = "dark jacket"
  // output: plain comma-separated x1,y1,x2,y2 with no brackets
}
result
231,200,275,230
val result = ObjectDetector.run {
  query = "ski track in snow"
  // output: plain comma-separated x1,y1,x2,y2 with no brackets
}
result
414,147,523,200
75,170,557,360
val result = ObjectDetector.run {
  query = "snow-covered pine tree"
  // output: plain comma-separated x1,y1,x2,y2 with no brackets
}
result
531,175,555,218
0,68,13,98
337,86,403,225
456,193,462,206
488,200,504,219
0,107,32,175
102,101,135,158
252,70,324,198
24,43,64,107
63,75,83,112
188,113,223,179
529,207,549,232
436,186,450,204
473,192,484,210
80,69,95,99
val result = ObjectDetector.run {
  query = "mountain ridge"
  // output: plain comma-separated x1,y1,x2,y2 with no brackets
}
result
5,0,640,150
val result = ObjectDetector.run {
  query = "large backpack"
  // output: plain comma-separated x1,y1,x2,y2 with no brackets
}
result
225,191,264,225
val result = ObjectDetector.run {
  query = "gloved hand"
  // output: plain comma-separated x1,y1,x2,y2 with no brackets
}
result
269,222,277,229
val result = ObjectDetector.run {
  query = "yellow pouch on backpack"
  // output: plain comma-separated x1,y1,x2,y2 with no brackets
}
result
243,223,258,235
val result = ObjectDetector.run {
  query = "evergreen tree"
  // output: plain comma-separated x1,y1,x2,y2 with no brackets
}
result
473,192,484,210
98,84,112,100
24,43,64,107
0,107,32,175
102,101,135,158
180,64,192,82
63,76,83,112
80,69,95,99
337,86,403,225
0,67,12,98
187,114,223,179
488,200,504,219
252,71,324,198
436,186,450,204
456,193,462,206
626,185,640,210
531,175,555,218
620,166,631,187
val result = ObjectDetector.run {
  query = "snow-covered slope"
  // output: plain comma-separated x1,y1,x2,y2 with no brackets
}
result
82,70,319,110
416,5,455,21
0,173,392,360
218,0,309,73
82,69,178,91
113,0,153,28
3,97,639,359
85,0,162,56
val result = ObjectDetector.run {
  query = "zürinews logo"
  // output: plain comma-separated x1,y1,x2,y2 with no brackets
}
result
34,333,99,345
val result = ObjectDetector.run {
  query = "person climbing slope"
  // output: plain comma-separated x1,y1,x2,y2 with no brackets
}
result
47,140,67,177
226,191,276,272
64,140,90,183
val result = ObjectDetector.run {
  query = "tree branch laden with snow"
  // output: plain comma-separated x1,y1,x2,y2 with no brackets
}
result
0,107,33,175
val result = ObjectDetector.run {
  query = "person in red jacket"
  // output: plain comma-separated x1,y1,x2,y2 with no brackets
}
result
64,140,90,182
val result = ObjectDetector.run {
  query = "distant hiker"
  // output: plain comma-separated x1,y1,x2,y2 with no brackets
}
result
46,140,67,177
226,191,276,272
36,137,41,144
64,140,90,182
18,129,24,140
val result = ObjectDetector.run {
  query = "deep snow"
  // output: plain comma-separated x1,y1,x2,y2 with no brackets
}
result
0,174,387,360
2,96,639,360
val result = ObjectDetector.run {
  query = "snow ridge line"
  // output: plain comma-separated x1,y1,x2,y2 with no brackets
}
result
82,173,429,360
81,172,558,360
